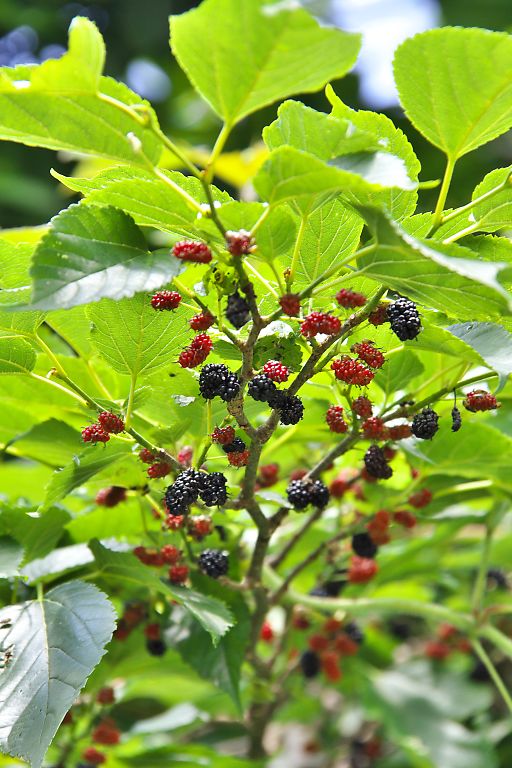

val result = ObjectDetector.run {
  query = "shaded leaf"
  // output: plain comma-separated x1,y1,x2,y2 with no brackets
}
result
0,337,36,374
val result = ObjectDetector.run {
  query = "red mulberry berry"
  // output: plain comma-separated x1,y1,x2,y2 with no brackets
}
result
139,448,156,464
151,290,182,310
388,424,412,440
191,333,213,353
92,722,120,746
368,303,388,326
336,288,366,308
147,461,172,479
178,348,197,368
362,417,388,440
225,229,255,256
334,634,359,656
279,293,301,316
262,360,289,382
169,564,189,584
331,356,374,386
353,396,373,418
260,621,274,643
348,555,378,584
394,510,417,528
82,424,110,444
425,641,451,660
165,514,185,530
258,463,279,487
211,425,236,445
177,445,193,466
190,311,214,331
321,651,342,682
173,240,212,264
96,686,115,705
161,545,181,565
82,747,106,765
144,623,161,640
408,488,432,508
329,476,349,498
289,468,308,481
95,486,126,507
301,311,341,339
188,515,213,540
98,411,125,434
325,405,348,433
228,449,250,467
351,340,385,369
463,389,500,412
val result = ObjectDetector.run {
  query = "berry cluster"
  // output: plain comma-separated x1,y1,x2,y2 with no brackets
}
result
332,356,374,386
226,290,250,328
325,405,348,433
82,412,125,445
190,311,215,331
179,332,213,368
361,416,388,440
222,436,250,467
225,229,255,256
336,288,366,308
351,340,385,369
411,407,439,439
173,240,212,263
364,445,393,479
387,297,422,340
257,462,279,488
262,360,290,382
248,374,304,425
211,425,236,445
286,478,330,510
279,293,301,316
95,486,126,507
300,619,363,682
301,311,341,339
165,469,227,514
150,290,182,310
425,623,472,661
137,447,172,479
199,363,240,401
368,303,388,326
463,389,500,412
353,396,373,418
199,549,229,578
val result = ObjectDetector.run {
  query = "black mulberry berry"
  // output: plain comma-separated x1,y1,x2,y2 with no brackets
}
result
286,479,311,510
411,407,439,439
199,363,240,402
226,291,250,328
248,374,276,403
451,405,462,432
146,638,166,656
351,532,378,559
364,445,393,479
309,479,329,508
199,549,229,578
387,297,422,341
222,437,246,454
345,621,364,645
200,472,228,506
164,468,202,512
276,393,304,425
300,650,320,678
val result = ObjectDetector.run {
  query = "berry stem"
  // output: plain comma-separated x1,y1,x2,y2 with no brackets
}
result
203,121,232,184
287,212,308,289
431,154,456,229
440,171,512,225
124,372,137,429
471,639,512,716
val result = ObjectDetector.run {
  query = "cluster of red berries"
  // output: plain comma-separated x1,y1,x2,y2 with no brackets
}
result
95,486,126,507
325,405,348,433
150,290,182,310
177,445,193,466
173,240,212,263
190,311,214,331
279,293,301,316
368,303,388,326
336,288,366,308
408,488,432,508
332,356,374,386
348,555,378,584
138,447,172,479
353,396,373,418
225,229,255,256
301,311,341,339
256,463,279,488
82,412,125,444
301,618,363,682
179,332,213,368
425,623,472,660
351,340,385,369
262,360,289,382
463,389,500,412
134,544,189,584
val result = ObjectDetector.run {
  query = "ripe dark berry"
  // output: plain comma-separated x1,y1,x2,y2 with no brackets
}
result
173,240,212,263
336,288,366,308
451,405,462,432
300,650,321,678
326,405,348,433
368,303,388,326
200,472,228,506
286,479,312,510
411,408,439,439
300,311,341,339
139,448,156,464
332,356,374,386
362,417,388,440
222,436,246,453
82,424,110,444
275,393,304,425
226,290,250,328
147,461,172,478
352,532,378,558
199,549,229,578
164,468,202,513
262,360,289,383
310,479,329,508
487,568,509,589
344,621,364,645
146,638,166,656
351,340,385,369
463,389,500,412
190,311,215,331
225,229,254,256
279,293,300,316
150,290,182,310
348,555,378,583
228,449,249,466
95,486,126,507
211,425,236,445
98,411,125,434
353,396,373,418
387,297,421,340
248,374,277,402
364,445,393,479
199,363,240,401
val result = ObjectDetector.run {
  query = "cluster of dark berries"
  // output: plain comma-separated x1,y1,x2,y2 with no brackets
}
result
226,290,250,328
179,332,213,368
248,374,304,425
138,448,172,479
463,389,500,412
173,240,212,264
190,311,215,331
82,412,125,445
332,356,374,386
336,288,366,308
150,290,182,311
225,229,255,256
411,407,439,439
95,486,126,507
451,405,462,432
199,363,240,401
351,340,385,369
325,405,348,433
286,478,330,510
198,548,229,578
279,293,301,316
387,297,422,340
300,618,363,681
165,469,228,514
364,445,392,479
300,311,341,339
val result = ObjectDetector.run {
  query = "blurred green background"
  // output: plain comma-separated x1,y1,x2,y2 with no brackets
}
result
0,0,511,228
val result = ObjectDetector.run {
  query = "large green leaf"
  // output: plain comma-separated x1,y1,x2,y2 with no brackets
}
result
374,350,424,395
470,166,512,232
357,207,512,320
393,27,512,159
0,18,160,164
29,204,183,310
0,537,23,578
88,293,191,379
9,418,81,466
0,337,36,374
170,0,360,125
52,167,232,238
0,505,70,563
0,581,116,768
0,239,43,334
446,322,512,388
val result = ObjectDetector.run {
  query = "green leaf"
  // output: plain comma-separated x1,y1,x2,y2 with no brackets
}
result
29,204,183,310
374,350,424,395
0,239,44,334
470,166,512,231
21,543,95,582
90,541,233,642
0,18,160,165
52,167,232,238
170,0,360,125
42,442,131,509
9,418,81,466
326,84,421,219
357,207,512,320
0,537,23,578
0,337,36,374
446,322,512,389
393,27,512,159
88,293,191,379
0,505,70,563
0,580,116,768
